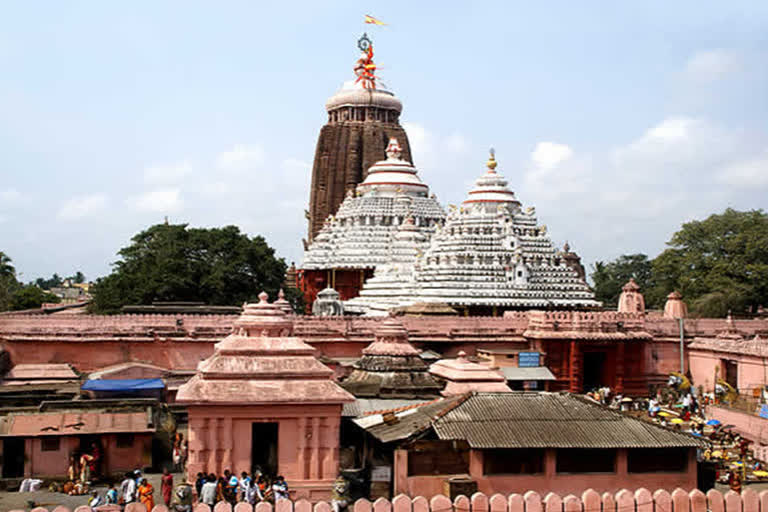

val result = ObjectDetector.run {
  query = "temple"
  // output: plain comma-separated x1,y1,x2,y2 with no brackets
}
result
301,138,445,304
345,151,599,315
176,292,354,500
307,34,414,243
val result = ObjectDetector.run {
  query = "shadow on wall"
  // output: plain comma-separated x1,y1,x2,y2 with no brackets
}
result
8,487,762,512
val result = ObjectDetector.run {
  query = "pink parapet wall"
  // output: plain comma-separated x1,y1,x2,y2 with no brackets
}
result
8,487,767,512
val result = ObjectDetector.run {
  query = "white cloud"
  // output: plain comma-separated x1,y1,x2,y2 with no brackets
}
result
519,116,768,271
645,117,698,141
215,144,265,173
530,142,573,170
685,50,741,80
143,161,192,185
0,188,21,202
127,188,183,213
718,151,768,187
57,194,108,221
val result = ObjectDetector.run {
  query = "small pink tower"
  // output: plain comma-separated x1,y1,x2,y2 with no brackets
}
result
617,278,645,314
429,351,511,396
177,292,353,500
663,290,688,319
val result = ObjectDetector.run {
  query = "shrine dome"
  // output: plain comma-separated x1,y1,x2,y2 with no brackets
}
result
356,139,429,197
462,150,521,212
325,79,402,113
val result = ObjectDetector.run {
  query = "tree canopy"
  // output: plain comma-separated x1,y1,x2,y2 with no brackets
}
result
652,208,768,317
590,209,768,317
90,223,299,314
590,254,654,307
0,251,19,311
10,286,60,311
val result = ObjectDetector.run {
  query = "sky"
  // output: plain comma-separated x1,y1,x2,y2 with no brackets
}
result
1,1,768,283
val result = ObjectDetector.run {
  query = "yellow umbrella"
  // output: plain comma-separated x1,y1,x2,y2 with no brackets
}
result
658,411,671,417
754,471,768,477
671,418,684,424
712,451,723,457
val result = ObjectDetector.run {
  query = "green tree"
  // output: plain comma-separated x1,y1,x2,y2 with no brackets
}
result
90,223,301,314
0,251,14,279
651,208,768,317
590,254,655,308
10,285,60,311
0,251,19,311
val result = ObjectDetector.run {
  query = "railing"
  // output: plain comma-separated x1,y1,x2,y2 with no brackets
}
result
11,488,767,512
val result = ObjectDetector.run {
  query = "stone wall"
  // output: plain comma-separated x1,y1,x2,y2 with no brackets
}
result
9,488,765,512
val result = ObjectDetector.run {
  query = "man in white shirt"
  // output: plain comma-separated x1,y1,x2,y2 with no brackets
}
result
200,474,218,506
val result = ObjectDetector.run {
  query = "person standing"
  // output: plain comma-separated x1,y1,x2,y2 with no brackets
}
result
273,475,289,501
239,471,252,502
200,474,218,507
106,483,118,505
138,478,155,512
162,467,174,506
120,472,137,506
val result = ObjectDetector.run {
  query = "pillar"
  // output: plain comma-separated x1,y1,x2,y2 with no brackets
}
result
297,417,307,480
393,449,408,496
616,449,628,476
310,417,320,479
544,449,556,478
207,417,218,475
469,450,483,479
569,340,581,393
616,343,625,394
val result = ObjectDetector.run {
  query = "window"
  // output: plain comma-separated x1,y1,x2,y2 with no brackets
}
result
41,438,60,452
628,448,688,473
116,434,134,448
484,449,544,475
556,449,616,473
407,440,469,476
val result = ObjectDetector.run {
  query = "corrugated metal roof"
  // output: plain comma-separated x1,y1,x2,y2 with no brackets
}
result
358,392,707,449
433,393,707,449
343,398,433,418
499,367,556,381
354,395,464,444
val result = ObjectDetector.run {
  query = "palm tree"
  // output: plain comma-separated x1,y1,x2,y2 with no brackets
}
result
0,251,15,280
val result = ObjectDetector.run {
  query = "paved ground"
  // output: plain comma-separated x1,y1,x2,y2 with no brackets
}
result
0,472,183,511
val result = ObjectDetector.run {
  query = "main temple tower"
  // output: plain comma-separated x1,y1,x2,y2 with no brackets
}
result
307,34,413,243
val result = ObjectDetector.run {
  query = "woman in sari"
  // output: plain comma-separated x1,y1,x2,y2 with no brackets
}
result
138,478,155,512
161,467,174,505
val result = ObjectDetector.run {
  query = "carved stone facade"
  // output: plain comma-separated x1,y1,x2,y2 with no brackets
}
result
345,152,599,315
301,139,445,306
307,59,413,242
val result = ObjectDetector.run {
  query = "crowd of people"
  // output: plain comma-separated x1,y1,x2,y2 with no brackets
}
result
194,469,290,507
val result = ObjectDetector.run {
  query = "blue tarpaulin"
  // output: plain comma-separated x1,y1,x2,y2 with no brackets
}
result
82,378,165,391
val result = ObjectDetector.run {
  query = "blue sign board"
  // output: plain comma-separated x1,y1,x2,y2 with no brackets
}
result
518,352,540,368
760,404,768,419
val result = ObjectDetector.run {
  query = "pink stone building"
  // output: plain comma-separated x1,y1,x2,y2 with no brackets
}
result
0,410,153,479
176,293,354,500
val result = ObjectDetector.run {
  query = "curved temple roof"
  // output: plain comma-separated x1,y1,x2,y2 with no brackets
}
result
302,138,445,271
345,151,599,314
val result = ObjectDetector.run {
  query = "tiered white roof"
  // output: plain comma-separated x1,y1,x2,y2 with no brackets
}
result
301,139,445,270
345,152,600,314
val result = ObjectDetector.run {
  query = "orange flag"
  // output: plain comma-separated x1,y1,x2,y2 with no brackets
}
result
364,15,387,26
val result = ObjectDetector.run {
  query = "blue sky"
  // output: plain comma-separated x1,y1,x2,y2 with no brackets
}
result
1,1,767,283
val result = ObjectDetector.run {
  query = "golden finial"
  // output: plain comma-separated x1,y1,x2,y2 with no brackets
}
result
487,147,498,171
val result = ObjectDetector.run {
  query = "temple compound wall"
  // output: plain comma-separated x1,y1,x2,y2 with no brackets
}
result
2,312,768,395
7,487,764,512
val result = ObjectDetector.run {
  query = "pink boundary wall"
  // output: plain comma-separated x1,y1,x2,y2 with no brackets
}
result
10,488,767,512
